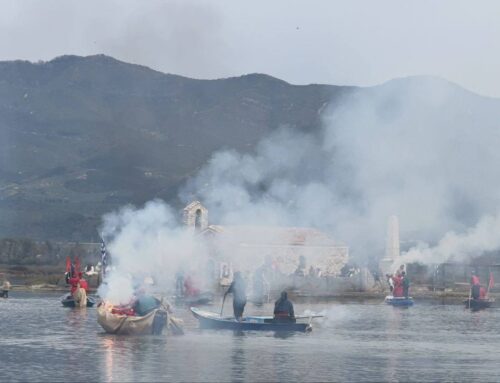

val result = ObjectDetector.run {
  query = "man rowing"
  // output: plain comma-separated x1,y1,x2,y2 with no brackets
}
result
224,271,247,321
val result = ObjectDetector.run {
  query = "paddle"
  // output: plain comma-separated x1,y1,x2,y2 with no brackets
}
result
295,315,324,319
220,293,227,317
169,316,184,335
468,285,472,309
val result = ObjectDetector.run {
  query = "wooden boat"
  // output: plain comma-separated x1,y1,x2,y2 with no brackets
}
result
97,302,168,335
191,307,313,332
464,298,494,310
384,295,414,307
61,294,96,308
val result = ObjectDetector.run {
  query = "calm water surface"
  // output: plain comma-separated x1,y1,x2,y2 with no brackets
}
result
1,292,499,382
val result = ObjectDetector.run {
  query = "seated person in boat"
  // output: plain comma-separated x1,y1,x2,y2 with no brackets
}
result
68,272,89,307
402,271,410,298
133,289,160,316
273,291,296,323
224,272,247,321
77,273,89,292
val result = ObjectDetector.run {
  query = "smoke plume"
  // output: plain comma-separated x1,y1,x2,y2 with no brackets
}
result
100,76,500,302
183,76,500,265
97,199,208,304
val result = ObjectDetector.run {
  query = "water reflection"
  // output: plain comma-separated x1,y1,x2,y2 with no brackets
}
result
231,334,246,382
103,337,115,383
384,307,403,382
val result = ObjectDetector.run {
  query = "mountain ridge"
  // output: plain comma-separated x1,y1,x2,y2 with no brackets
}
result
1,54,498,241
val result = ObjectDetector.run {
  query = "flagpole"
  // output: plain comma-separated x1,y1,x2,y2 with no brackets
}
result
98,232,107,283
486,269,494,299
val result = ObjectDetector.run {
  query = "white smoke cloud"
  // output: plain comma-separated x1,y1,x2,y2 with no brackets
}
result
99,76,500,299
183,76,500,265
400,212,500,266
97,199,209,304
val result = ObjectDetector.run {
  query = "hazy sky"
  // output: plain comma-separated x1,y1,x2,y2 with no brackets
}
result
1,0,499,97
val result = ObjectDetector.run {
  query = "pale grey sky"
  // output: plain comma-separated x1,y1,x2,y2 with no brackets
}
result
1,0,499,97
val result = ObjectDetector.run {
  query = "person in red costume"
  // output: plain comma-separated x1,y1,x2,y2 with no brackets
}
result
392,274,403,297
77,272,89,293
68,274,80,295
471,271,481,299
184,275,200,297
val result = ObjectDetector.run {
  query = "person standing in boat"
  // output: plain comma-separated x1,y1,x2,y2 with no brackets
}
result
392,273,403,297
402,271,410,298
386,274,394,293
273,291,296,323
471,271,481,300
224,271,247,321
175,270,185,297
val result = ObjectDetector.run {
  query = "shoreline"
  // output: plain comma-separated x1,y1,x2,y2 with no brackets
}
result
8,284,495,303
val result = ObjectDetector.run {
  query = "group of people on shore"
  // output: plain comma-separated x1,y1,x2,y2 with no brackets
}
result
386,265,411,298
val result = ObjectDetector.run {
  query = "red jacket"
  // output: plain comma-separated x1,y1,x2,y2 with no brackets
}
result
471,275,480,285
480,287,486,299
68,277,80,295
392,275,403,297
79,279,89,292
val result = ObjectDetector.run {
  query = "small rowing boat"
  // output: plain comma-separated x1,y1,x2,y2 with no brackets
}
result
464,298,494,311
61,294,96,308
385,296,414,307
191,307,314,332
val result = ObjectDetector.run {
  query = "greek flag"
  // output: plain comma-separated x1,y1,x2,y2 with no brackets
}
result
101,241,107,277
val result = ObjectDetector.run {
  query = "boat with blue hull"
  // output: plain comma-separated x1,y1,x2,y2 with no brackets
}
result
61,294,96,308
191,307,313,332
385,296,414,307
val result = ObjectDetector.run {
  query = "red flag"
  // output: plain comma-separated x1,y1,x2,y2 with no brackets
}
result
489,272,495,290
75,256,81,275
65,256,71,273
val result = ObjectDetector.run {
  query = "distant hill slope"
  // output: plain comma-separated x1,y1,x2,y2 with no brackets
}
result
0,55,350,240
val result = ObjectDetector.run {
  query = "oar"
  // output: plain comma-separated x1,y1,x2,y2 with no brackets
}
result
220,294,226,317
169,316,184,335
468,285,472,309
296,315,324,319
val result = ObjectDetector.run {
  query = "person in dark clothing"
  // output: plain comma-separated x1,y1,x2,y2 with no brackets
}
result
175,270,185,297
273,291,296,323
402,271,410,298
224,272,247,321
471,272,481,299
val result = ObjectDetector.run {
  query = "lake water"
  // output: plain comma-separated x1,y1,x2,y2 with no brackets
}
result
1,292,499,382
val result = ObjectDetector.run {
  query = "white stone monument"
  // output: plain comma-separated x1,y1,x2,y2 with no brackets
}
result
379,215,401,275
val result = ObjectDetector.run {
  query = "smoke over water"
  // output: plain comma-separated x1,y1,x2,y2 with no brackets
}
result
99,76,500,302
97,200,208,304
